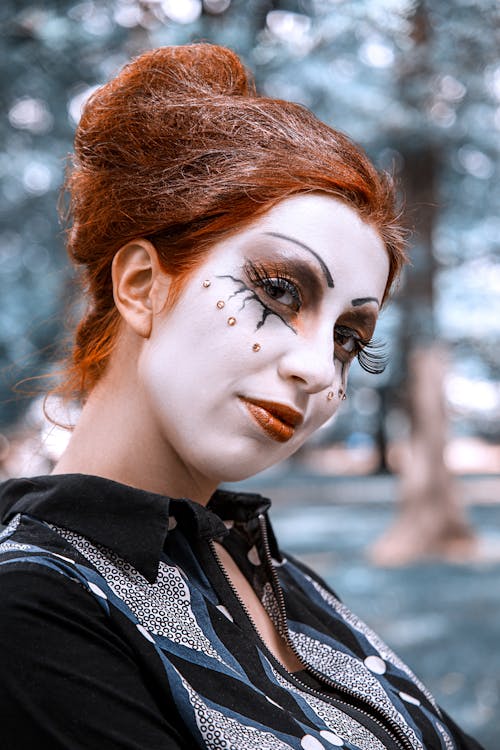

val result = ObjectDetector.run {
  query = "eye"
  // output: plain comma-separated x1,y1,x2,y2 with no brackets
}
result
335,325,388,374
245,261,302,313
260,277,301,311
334,325,363,361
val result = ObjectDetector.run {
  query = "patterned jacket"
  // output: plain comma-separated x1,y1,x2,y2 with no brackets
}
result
0,474,483,750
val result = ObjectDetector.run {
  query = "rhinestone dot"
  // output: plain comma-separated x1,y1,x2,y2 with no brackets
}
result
252,343,261,352
227,317,236,326
202,279,211,288
327,391,335,401
216,300,225,309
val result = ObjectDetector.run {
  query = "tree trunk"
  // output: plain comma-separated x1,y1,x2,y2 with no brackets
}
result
371,345,476,565
371,0,476,564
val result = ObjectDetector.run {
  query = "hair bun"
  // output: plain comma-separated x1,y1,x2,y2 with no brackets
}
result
126,43,254,99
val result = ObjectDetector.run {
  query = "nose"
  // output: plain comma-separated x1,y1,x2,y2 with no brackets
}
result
277,327,336,395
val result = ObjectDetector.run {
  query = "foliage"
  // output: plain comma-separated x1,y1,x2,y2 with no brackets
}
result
0,0,498,440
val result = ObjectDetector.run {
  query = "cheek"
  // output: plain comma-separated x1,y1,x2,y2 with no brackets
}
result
195,286,285,362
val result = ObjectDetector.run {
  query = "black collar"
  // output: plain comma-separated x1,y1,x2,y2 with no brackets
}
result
0,474,271,583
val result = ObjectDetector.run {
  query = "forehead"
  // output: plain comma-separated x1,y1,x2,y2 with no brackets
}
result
209,194,389,303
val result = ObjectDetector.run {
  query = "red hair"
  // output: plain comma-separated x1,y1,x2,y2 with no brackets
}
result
60,43,406,403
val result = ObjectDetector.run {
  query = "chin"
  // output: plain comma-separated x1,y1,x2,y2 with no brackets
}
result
202,444,299,484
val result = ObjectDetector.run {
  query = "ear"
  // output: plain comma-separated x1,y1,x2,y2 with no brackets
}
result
112,239,170,339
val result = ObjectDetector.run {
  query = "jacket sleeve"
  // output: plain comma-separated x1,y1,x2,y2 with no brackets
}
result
0,564,190,750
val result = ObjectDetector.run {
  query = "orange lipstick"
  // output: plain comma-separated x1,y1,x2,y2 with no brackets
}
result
240,398,303,443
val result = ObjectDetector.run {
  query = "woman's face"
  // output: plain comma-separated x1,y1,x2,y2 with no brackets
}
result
138,194,389,488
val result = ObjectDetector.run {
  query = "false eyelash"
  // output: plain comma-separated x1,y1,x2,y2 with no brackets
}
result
357,339,389,375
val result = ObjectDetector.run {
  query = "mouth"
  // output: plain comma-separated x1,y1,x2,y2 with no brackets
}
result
239,397,303,443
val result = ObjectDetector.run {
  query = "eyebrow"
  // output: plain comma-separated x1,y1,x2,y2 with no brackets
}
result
351,296,380,308
264,232,334,288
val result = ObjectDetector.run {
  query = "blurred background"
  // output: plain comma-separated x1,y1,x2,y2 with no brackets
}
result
0,0,499,745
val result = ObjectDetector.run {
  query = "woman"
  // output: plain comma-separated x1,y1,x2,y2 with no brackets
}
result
0,44,482,750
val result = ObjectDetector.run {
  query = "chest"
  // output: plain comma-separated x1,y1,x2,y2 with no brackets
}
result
51,521,453,750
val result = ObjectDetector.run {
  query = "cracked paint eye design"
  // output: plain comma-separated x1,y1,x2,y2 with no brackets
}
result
216,260,301,333
218,253,387,375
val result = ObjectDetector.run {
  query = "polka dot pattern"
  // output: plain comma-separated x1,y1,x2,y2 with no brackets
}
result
289,630,424,750
308,576,439,710
436,721,455,750
261,581,282,631
320,730,344,746
0,539,33,554
270,662,386,750
301,734,325,750
0,492,467,750
0,514,20,541
364,655,386,675
400,691,421,706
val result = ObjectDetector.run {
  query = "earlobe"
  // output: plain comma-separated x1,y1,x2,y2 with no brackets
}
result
112,239,169,338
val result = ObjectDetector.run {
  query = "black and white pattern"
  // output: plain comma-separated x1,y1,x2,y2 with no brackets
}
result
288,630,424,750
51,525,226,664
307,576,439,712
269,660,388,750
436,721,456,750
0,512,20,540
179,668,295,750
0,474,476,750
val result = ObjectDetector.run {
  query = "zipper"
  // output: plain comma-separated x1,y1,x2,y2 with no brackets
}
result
208,521,414,750
256,514,416,750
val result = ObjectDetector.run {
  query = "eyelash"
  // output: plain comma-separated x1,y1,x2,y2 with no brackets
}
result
334,326,388,375
245,262,302,313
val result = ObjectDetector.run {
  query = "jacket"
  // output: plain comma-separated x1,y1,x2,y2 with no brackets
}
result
0,474,483,750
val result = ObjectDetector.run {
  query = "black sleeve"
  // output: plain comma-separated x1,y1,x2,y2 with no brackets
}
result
0,565,189,750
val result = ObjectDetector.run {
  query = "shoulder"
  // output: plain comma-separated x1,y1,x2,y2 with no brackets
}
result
0,548,188,749
0,514,118,651
0,555,110,641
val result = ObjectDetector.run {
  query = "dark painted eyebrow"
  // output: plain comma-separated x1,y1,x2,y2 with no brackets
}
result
351,297,380,308
264,232,334,288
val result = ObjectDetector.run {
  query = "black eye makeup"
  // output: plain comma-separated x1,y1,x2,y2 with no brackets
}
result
245,260,302,312
216,257,319,333
334,325,388,375
215,244,388,374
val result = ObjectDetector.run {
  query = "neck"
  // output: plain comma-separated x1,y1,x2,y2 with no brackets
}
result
52,355,217,505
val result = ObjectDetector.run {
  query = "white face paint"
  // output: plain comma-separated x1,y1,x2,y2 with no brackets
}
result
137,194,389,491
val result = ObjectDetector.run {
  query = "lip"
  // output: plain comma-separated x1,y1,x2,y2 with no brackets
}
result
239,397,303,443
